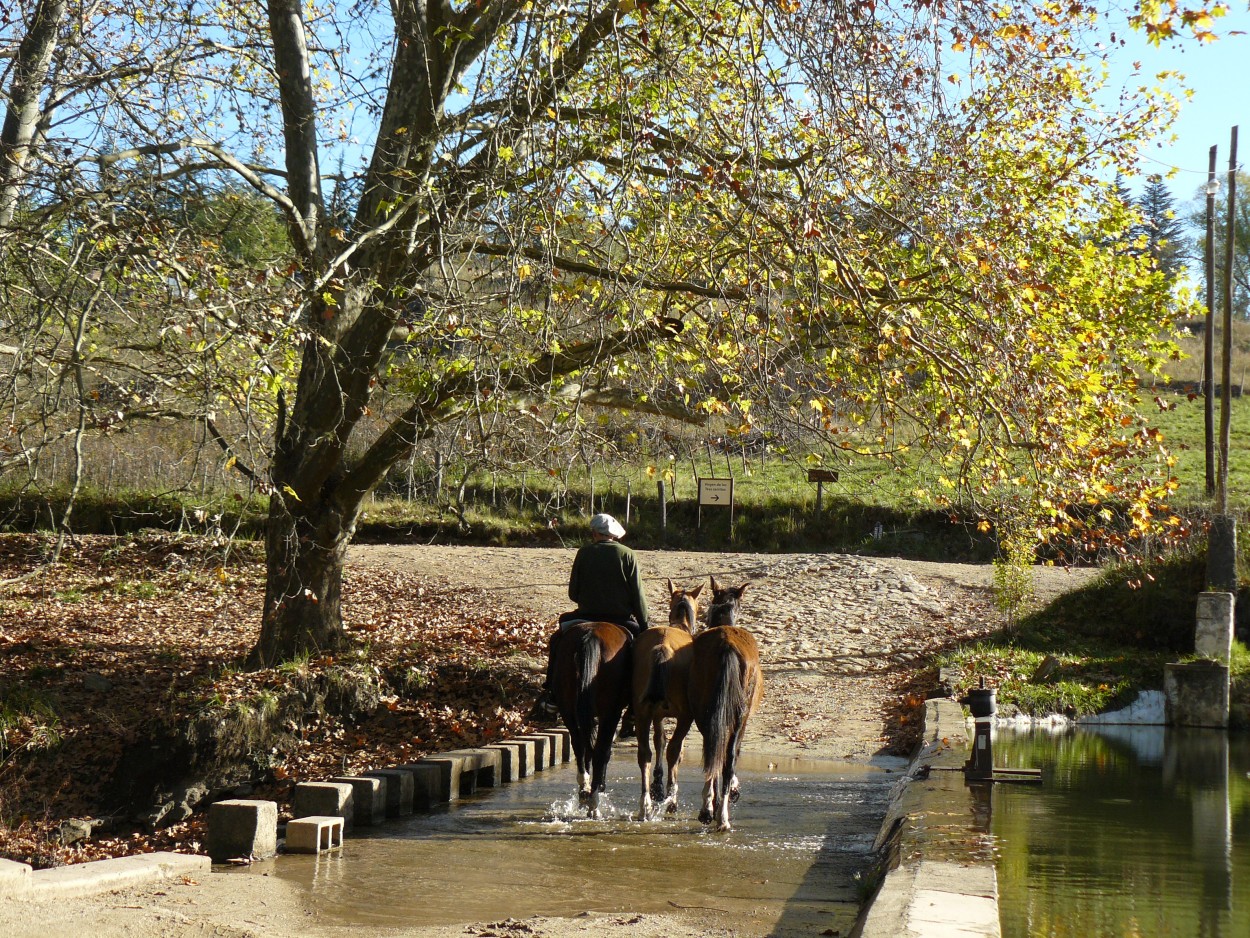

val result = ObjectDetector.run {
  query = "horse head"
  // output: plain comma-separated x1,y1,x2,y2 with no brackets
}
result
666,578,703,632
706,576,748,628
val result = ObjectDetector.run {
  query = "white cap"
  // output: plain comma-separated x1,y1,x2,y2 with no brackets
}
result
590,513,626,539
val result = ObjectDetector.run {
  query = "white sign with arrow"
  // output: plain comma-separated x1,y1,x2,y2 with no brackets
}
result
698,477,734,506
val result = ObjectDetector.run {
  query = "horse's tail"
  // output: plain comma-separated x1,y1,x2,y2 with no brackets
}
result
574,629,602,735
700,644,747,782
642,645,670,705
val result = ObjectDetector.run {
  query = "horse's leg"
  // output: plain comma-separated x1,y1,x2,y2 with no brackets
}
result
699,772,717,825
649,719,668,804
725,666,760,810
567,716,592,805
588,707,623,818
714,686,753,830
715,724,740,830
727,720,746,805
636,708,654,820
663,714,692,814
714,775,732,831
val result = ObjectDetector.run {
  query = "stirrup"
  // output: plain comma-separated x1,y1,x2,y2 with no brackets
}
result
533,692,558,716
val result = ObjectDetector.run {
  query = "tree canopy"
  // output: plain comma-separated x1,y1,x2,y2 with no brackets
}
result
1,0,1198,661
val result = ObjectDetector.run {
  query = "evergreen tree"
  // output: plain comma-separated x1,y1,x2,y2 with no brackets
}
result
1136,177,1189,282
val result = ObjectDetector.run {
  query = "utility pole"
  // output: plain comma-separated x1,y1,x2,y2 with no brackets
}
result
1204,145,1218,498
1209,126,1238,593
1218,127,1237,514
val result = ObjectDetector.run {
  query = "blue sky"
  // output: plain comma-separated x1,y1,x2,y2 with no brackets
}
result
1104,5,1250,199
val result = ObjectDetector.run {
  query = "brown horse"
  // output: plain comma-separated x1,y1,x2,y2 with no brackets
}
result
632,579,703,820
687,577,764,831
550,620,633,817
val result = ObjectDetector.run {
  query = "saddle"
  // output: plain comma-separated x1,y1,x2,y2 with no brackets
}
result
557,613,638,636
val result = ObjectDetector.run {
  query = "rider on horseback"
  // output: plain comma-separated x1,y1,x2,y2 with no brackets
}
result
533,513,648,725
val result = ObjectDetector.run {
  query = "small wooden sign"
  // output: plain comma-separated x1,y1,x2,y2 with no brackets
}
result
697,477,734,506
807,468,839,483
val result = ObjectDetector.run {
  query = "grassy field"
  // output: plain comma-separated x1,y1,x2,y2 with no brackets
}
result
2,389,1248,561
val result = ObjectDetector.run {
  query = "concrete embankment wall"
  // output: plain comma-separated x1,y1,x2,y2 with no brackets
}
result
854,698,1001,938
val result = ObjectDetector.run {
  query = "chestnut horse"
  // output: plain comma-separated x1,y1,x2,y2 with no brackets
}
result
688,577,764,831
550,620,633,817
632,579,703,819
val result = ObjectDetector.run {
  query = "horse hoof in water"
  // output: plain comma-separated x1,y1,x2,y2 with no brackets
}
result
698,807,713,824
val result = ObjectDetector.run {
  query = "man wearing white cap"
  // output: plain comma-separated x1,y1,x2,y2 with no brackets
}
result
533,513,649,722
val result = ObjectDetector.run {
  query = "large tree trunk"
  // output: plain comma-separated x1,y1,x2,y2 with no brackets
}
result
0,0,68,229
252,492,355,667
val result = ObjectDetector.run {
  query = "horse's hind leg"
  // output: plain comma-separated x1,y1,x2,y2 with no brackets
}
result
662,715,692,814
636,712,655,820
714,717,750,829
698,774,717,825
566,718,592,805
588,709,622,818
649,721,668,804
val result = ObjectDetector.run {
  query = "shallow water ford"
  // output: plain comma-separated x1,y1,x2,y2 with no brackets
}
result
269,747,900,935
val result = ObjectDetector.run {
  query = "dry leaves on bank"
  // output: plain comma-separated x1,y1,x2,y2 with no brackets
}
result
0,532,550,869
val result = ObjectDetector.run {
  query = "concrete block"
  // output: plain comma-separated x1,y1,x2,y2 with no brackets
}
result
506,737,537,777
415,752,474,800
285,815,344,854
536,729,571,763
1195,592,1235,663
291,781,355,832
0,857,32,897
396,763,446,811
207,799,278,863
363,768,414,817
513,734,551,770
451,747,502,787
330,775,386,826
1165,661,1230,728
484,742,524,782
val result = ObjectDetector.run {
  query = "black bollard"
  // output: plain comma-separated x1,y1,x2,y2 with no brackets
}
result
959,679,1042,785
961,682,997,782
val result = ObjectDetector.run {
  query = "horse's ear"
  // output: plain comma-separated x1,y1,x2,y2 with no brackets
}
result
736,582,749,596
710,575,721,594
666,577,676,595
689,582,704,599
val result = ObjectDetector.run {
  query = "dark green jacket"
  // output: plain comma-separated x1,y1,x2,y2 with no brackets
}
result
568,539,649,626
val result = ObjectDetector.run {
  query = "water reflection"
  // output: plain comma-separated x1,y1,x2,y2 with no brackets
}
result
992,726,1250,938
